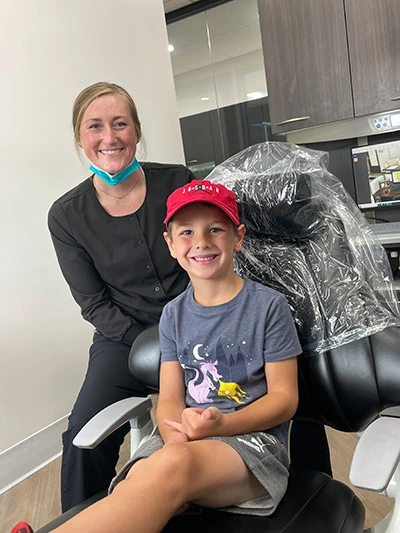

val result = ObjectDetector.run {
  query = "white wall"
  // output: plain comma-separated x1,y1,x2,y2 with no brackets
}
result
0,0,184,490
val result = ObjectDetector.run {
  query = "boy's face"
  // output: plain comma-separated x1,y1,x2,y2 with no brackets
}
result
163,203,245,283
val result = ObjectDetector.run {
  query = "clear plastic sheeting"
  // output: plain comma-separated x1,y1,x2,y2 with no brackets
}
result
207,142,400,353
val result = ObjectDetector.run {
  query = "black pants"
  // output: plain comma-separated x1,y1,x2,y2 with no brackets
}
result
61,333,149,512
290,420,332,476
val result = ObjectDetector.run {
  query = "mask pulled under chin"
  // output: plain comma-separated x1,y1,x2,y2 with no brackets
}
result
89,157,141,186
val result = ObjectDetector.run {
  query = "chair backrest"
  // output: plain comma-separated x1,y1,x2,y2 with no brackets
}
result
128,324,160,391
296,326,400,432
129,323,400,434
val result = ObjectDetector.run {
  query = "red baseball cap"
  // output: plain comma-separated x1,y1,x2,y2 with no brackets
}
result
164,180,240,227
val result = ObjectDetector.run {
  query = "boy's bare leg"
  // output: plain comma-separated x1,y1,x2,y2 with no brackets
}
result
51,439,266,533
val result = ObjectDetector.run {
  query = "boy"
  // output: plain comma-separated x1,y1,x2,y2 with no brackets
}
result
15,180,300,532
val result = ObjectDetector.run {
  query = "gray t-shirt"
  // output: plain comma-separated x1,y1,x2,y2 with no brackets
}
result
159,278,301,444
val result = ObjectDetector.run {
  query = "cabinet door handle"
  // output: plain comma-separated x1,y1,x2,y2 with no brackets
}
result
274,116,311,126
390,96,400,101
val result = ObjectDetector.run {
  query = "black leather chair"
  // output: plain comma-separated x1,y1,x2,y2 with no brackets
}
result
37,323,400,533
37,142,400,532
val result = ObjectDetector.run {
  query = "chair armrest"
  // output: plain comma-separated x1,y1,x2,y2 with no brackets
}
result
73,396,153,449
350,415,400,492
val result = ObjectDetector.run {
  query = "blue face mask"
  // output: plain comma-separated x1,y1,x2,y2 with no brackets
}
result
89,157,141,186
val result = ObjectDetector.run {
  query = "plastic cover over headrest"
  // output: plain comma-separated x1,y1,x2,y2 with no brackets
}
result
207,142,400,353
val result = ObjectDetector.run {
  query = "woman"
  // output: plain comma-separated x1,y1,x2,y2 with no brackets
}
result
48,82,194,512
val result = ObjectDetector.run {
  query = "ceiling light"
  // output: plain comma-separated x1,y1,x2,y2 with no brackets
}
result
168,44,174,52
201,97,210,101
247,91,267,99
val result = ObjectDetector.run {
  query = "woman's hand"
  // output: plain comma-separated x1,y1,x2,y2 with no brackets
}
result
164,406,225,441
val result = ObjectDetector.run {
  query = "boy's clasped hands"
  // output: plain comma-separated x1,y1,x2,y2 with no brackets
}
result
164,406,225,442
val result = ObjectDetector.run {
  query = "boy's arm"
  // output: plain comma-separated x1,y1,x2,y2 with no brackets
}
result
223,357,299,435
156,360,188,445
167,357,298,441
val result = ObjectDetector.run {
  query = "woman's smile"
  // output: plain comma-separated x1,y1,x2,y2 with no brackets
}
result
80,93,138,175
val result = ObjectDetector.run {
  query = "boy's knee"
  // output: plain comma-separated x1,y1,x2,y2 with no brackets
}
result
115,445,195,507
152,443,196,483
160,442,192,466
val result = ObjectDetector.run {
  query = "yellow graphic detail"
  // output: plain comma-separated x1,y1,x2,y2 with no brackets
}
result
218,380,248,404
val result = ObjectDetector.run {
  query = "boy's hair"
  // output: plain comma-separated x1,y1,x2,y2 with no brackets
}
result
164,180,240,227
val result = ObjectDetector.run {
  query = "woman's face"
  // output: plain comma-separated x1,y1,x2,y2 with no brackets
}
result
79,93,138,175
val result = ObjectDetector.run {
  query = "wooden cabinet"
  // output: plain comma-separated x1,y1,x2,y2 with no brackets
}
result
257,0,400,134
257,0,354,134
345,0,400,117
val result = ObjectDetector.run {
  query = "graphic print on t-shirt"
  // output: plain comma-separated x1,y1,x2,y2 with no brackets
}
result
180,336,250,406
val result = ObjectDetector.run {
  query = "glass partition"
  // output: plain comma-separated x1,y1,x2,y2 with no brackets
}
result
167,0,286,179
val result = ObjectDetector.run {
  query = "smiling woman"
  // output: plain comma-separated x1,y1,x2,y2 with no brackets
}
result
72,84,144,209
47,81,195,513
79,94,139,176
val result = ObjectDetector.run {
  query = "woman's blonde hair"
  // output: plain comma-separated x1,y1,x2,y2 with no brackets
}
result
72,82,142,148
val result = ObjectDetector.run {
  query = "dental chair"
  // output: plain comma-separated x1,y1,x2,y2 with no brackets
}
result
37,142,400,533
37,323,400,533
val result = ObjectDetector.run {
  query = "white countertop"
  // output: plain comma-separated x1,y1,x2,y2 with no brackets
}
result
370,222,400,246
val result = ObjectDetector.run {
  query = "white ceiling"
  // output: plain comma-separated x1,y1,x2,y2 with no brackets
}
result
164,0,267,118
165,0,261,76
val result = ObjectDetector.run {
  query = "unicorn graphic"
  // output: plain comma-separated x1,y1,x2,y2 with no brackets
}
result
184,360,222,404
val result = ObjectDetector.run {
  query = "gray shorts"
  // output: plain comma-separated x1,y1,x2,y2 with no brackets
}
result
109,432,289,516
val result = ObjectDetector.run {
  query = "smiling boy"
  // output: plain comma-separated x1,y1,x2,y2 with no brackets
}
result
29,180,301,533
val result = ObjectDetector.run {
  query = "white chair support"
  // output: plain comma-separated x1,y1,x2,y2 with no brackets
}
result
350,415,400,533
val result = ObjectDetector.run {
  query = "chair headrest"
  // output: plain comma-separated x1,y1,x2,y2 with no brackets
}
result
207,141,400,353
235,171,324,239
